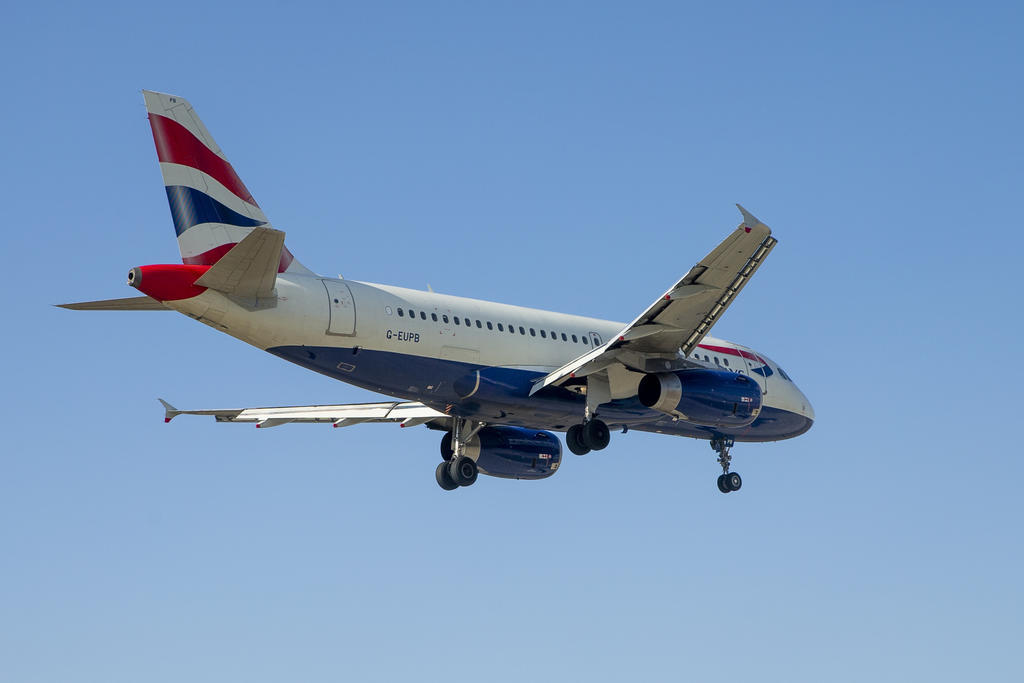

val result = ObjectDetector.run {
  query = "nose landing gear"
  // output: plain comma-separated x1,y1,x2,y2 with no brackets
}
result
712,437,742,493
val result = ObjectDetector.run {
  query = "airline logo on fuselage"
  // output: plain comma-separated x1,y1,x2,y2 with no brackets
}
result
697,343,774,377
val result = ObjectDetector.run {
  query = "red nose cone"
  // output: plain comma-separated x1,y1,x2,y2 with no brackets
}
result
128,264,210,301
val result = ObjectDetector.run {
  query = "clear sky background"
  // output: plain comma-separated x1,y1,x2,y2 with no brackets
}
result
2,2,1022,681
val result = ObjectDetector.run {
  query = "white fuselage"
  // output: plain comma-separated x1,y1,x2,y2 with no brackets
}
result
164,272,814,440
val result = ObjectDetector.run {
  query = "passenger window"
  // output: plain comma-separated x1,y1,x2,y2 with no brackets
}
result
572,334,578,343
454,316,460,325
530,328,536,337
420,311,426,320
540,330,547,338
397,308,404,317
714,357,720,365
443,315,449,324
431,313,438,322
550,331,556,340
583,338,589,345
723,358,729,366
496,323,503,331
477,320,483,329
519,326,525,335
561,333,567,341
407,309,414,318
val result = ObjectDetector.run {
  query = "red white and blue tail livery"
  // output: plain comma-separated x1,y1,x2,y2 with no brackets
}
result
144,90,312,275
61,90,814,495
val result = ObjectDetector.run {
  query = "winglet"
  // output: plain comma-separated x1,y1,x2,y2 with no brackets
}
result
158,398,180,423
736,204,768,231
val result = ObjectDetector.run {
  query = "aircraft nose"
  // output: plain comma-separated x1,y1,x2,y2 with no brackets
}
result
795,385,815,422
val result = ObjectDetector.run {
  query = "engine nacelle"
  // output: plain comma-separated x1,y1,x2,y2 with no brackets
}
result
637,369,762,428
465,426,562,480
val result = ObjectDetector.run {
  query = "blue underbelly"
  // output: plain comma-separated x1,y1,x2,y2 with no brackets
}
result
267,345,812,442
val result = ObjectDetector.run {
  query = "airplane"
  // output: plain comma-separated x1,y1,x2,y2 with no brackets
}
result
61,90,814,494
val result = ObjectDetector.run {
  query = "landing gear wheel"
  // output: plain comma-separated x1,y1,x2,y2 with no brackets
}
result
711,437,741,493
449,455,478,487
566,424,591,455
440,432,454,461
436,461,458,491
582,419,610,451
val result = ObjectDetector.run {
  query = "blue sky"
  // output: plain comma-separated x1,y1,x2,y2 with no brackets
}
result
3,1,1022,681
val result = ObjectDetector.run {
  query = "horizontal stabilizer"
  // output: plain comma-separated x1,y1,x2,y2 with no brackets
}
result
194,227,285,298
57,295,169,311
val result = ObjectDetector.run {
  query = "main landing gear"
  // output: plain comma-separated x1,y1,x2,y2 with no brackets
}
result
712,437,742,493
567,374,613,455
565,419,610,456
436,419,481,491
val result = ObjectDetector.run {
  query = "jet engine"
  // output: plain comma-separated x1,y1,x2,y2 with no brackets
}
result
637,369,762,428
459,426,562,480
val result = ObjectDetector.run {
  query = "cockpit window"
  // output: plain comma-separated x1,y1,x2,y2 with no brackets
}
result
777,366,792,381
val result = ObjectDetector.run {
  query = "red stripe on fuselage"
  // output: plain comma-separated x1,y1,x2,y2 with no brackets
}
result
697,343,766,365
182,243,296,273
149,114,259,208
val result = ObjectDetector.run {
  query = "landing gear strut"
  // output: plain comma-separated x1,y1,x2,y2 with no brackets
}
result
565,418,610,455
711,437,742,493
437,418,482,491
567,374,613,455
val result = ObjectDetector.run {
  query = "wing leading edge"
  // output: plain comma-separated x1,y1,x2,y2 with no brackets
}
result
530,205,777,395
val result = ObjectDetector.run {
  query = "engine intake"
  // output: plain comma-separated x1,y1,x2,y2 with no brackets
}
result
637,369,762,428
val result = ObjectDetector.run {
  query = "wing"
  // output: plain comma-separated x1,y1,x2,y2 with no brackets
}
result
159,398,451,429
530,205,777,395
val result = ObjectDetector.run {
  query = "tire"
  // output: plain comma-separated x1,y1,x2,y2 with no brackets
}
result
449,456,478,487
436,461,459,490
566,424,591,456
582,419,610,451
440,432,454,461
725,472,742,492
717,474,730,493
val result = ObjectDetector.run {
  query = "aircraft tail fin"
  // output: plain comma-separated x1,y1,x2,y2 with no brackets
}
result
142,90,315,276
